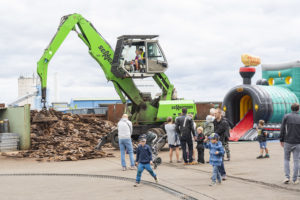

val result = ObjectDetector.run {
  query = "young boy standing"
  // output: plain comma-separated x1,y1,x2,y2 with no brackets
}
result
196,127,205,164
134,137,158,187
204,133,225,186
256,120,270,159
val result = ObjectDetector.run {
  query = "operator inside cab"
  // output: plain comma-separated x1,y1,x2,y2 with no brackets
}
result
131,47,146,73
112,35,168,78
138,48,146,73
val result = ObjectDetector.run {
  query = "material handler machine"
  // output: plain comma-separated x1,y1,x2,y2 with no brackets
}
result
36,13,197,151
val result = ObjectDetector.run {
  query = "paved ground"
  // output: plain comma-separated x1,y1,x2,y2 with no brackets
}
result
0,141,299,200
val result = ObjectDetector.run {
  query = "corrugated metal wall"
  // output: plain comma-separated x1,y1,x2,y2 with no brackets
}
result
195,102,222,120
107,104,125,123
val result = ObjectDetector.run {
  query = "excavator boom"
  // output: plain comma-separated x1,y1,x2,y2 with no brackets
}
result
36,13,198,149
37,14,145,108
36,13,190,124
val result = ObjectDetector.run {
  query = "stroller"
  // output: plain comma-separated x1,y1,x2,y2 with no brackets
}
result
135,131,167,169
95,129,166,169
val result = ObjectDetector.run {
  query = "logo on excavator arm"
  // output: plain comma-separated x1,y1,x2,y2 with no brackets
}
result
171,105,194,110
98,45,113,64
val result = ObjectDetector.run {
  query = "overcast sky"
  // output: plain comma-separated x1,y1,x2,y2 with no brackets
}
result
1,0,300,105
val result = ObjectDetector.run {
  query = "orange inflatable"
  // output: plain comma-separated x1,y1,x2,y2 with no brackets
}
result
241,54,261,66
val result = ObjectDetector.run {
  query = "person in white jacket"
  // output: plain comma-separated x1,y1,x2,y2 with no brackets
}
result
118,114,135,171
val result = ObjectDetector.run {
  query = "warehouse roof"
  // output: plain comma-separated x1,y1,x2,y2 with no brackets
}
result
71,98,123,101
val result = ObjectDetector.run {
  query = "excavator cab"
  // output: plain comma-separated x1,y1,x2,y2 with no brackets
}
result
111,35,168,78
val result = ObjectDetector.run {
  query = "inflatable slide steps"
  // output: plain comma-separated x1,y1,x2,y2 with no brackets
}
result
239,128,257,141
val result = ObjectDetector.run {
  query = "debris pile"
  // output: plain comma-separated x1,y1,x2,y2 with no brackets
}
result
2,110,115,161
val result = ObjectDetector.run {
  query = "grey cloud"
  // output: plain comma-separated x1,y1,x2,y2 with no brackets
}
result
1,0,300,104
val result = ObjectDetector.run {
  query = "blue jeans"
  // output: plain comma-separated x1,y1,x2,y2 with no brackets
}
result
284,143,300,182
218,158,226,176
136,163,157,183
119,138,135,167
212,165,221,183
259,141,267,149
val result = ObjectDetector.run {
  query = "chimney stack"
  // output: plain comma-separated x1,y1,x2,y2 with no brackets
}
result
240,54,261,85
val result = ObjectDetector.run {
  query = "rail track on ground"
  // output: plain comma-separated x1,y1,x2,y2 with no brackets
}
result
0,173,204,200
163,163,300,193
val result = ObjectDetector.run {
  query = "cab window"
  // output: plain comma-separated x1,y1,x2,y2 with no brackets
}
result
121,45,137,63
147,43,165,62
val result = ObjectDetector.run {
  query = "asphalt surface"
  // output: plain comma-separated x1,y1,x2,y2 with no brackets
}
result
0,141,299,200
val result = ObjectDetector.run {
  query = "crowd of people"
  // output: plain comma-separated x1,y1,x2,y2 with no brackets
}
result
116,103,300,187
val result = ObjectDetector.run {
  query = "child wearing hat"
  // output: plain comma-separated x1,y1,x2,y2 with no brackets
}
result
204,133,225,186
134,137,158,187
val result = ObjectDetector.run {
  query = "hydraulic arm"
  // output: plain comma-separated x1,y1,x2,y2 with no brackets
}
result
37,13,175,124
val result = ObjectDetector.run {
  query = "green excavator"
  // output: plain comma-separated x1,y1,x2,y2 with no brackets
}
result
36,13,197,149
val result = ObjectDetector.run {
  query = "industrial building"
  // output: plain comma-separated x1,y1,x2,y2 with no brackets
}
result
69,98,129,109
51,102,69,111
9,75,42,110
51,98,130,115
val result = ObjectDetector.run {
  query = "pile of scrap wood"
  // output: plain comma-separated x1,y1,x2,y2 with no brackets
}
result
2,110,115,161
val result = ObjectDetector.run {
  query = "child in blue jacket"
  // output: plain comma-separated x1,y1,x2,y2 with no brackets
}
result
134,137,158,187
204,133,225,186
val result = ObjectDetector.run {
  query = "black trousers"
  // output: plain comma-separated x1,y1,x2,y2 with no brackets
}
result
180,138,193,163
197,144,205,163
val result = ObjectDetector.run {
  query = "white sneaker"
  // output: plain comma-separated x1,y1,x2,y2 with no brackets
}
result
129,166,136,170
283,178,290,184
292,180,299,185
222,175,227,181
209,182,216,186
134,182,139,187
122,167,127,171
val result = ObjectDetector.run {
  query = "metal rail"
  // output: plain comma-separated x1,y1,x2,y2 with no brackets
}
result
164,163,300,193
0,173,198,200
